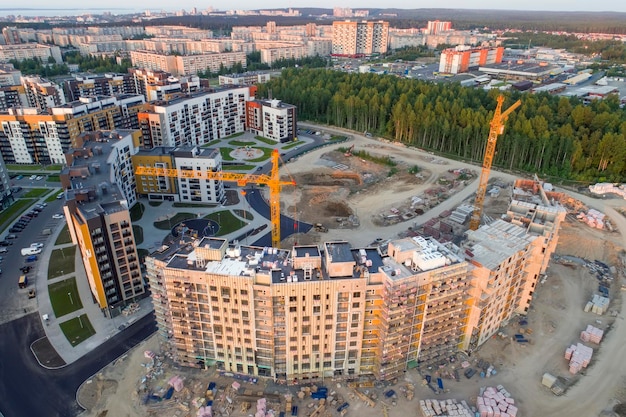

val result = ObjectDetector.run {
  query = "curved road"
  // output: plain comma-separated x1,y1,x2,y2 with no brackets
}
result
244,187,313,247
0,313,156,417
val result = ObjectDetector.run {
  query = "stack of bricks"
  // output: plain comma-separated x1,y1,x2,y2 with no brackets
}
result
476,386,518,417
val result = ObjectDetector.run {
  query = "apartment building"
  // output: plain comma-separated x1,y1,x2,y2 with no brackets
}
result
331,21,389,57
137,87,251,148
426,20,452,35
218,72,271,87
132,145,225,204
0,43,63,64
62,73,134,101
130,50,247,76
0,86,27,111
147,234,473,382
62,130,145,318
21,76,66,112
439,45,504,75
259,45,309,65
246,99,296,143
0,64,22,86
0,95,145,164
0,150,11,209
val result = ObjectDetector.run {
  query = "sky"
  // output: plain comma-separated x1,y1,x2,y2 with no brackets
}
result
4,0,626,13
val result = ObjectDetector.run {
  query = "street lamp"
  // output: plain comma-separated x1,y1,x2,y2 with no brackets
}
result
68,292,73,305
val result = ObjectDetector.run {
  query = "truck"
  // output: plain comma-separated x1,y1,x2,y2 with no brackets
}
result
21,247,41,256
314,223,328,233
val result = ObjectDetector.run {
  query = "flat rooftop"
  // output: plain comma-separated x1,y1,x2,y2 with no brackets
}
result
464,219,536,270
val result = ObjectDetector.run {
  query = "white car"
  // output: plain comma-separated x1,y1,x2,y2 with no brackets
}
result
29,175,37,180
52,214,64,219
35,175,44,180
30,243,44,249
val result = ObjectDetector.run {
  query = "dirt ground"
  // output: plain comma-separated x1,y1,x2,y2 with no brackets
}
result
78,130,626,417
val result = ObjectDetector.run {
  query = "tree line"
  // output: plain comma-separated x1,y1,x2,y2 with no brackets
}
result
257,68,626,183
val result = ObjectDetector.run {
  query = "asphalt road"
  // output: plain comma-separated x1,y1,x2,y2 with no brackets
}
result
0,195,66,325
0,312,156,417
245,188,312,247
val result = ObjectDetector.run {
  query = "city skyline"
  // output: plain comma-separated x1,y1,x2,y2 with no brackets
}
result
2,1,626,15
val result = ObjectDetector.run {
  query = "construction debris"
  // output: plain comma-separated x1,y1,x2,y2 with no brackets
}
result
565,343,593,374
419,398,473,417
477,386,518,417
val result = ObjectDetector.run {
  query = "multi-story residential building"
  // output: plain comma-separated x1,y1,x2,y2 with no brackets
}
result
0,150,11,209
132,145,225,204
439,45,504,74
127,68,205,102
62,73,134,101
0,86,28,111
147,234,474,382
246,99,296,143
62,129,145,318
0,43,63,64
464,180,565,350
0,95,145,164
260,45,309,65
137,87,251,148
0,64,22,86
130,50,247,76
331,21,389,57
21,76,66,112
218,72,271,87
426,20,452,35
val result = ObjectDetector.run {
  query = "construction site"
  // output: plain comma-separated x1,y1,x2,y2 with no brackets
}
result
77,98,626,417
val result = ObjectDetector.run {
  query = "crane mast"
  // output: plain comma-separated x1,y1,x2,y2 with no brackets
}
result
135,149,295,248
469,95,521,231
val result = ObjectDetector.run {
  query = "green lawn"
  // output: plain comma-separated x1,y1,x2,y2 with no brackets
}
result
0,199,36,232
22,188,50,198
229,140,256,146
45,191,64,202
46,174,60,182
137,248,150,262
223,164,256,171
48,246,76,279
234,209,253,220
153,212,196,230
6,164,62,171
129,203,145,222
132,225,144,245
48,277,83,317
55,225,72,245
204,210,244,236
246,147,274,163
255,136,277,145
59,314,96,347
282,141,301,150
219,147,235,161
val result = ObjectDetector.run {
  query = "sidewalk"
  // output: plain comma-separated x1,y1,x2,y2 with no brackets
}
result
36,193,270,365
36,220,153,365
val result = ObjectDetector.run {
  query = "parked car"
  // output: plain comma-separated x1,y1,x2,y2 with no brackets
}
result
27,211,38,217
16,175,23,180
25,255,38,262
35,175,44,180
20,266,32,273
52,214,64,219
0,247,8,254
56,193,64,199
6,234,17,239
9,228,22,233
29,175,37,180
30,243,44,249
0,240,13,246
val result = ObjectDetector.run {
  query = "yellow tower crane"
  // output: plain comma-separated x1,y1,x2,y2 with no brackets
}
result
135,149,296,248
469,95,521,231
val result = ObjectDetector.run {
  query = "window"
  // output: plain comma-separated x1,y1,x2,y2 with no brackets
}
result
352,302,360,308
290,306,297,312
313,306,321,314
353,292,361,298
